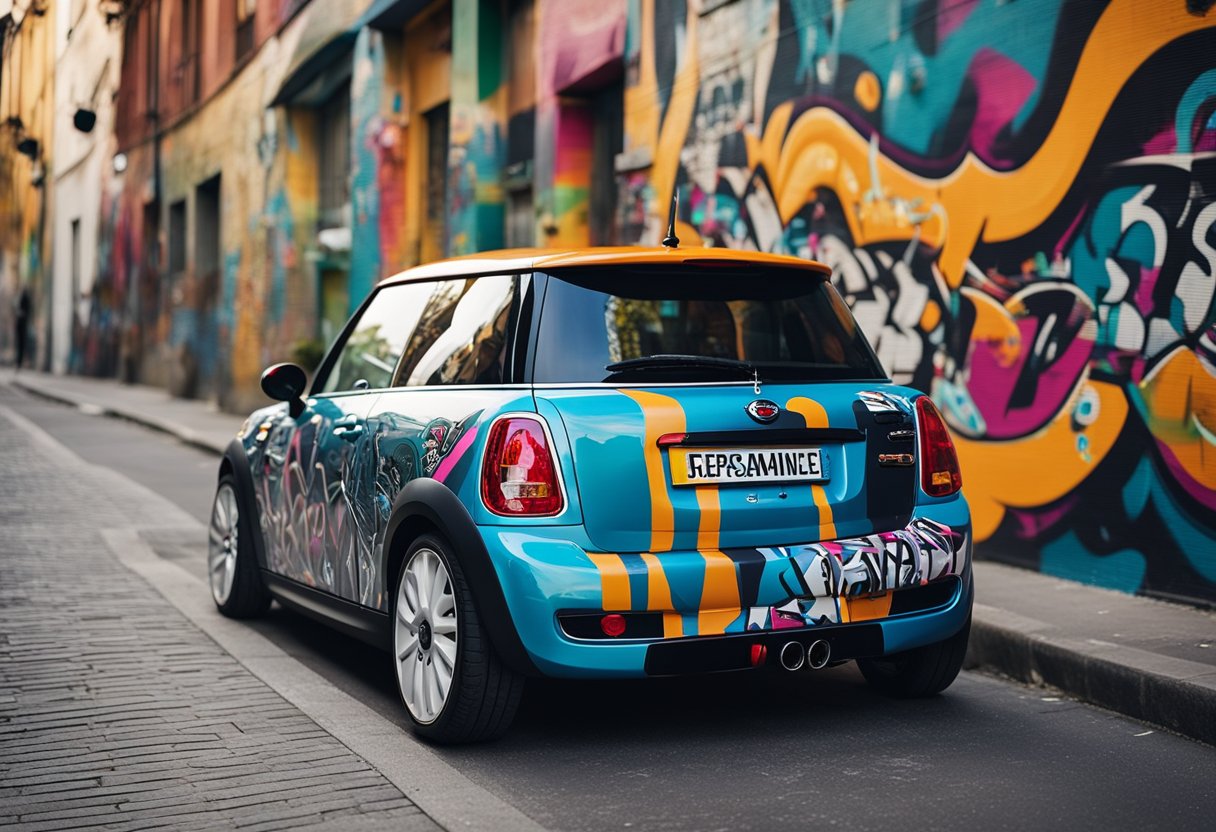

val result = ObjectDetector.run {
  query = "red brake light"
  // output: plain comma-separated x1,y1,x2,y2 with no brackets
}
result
481,417,564,516
916,397,962,497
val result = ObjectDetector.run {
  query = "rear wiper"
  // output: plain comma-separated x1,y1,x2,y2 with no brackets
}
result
605,354,761,392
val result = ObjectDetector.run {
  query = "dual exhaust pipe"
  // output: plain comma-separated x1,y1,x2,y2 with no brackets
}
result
778,639,832,671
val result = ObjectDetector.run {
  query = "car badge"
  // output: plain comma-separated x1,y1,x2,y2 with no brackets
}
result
746,399,780,424
878,453,915,467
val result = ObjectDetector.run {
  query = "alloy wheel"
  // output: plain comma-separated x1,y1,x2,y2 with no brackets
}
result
208,483,240,605
394,547,458,724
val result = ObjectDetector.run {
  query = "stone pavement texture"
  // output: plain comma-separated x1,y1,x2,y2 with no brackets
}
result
10,370,1216,747
0,403,438,831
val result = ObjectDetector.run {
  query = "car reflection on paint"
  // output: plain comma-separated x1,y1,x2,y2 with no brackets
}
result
209,245,972,743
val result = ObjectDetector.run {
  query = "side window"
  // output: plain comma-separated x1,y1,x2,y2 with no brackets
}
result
320,282,434,394
394,275,517,387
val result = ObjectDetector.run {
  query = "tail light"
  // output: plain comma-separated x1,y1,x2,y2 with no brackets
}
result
916,397,963,497
481,416,564,516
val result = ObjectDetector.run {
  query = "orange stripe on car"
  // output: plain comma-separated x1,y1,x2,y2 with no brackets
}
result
694,485,720,550
693,484,741,634
640,552,684,638
844,591,894,622
697,549,741,635
620,390,686,552
586,553,631,610
784,396,837,539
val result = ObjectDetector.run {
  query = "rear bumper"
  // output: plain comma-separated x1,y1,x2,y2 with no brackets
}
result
480,499,972,678
644,573,971,675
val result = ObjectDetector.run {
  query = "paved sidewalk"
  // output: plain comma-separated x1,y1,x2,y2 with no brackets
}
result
0,403,437,831
9,369,1216,746
9,370,241,455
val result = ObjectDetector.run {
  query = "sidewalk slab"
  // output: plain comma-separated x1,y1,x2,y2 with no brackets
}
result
8,370,239,455
968,561,1216,746
0,402,438,832
8,369,1216,746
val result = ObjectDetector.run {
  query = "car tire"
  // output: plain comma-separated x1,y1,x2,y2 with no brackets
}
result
392,533,524,744
208,474,272,619
857,613,971,698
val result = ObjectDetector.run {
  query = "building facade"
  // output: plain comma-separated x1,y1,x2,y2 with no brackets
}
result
1,0,56,371
4,0,1215,603
51,0,124,375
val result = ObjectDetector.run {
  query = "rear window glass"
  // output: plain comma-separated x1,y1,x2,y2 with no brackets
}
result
534,267,885,384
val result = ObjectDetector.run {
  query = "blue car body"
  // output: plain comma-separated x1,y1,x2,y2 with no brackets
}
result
220,247,971,695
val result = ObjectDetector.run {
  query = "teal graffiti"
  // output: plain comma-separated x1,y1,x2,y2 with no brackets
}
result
1040,530,1147,594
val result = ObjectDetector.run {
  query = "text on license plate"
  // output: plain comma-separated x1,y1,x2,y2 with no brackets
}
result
669,447,828,486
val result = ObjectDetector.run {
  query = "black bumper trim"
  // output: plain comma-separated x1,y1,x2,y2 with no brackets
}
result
643,623,884,676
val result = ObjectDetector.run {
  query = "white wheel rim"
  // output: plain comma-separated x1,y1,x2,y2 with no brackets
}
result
394,547,457,724
208,483,240,605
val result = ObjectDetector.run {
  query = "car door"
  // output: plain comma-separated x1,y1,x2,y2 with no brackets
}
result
361,273,532,611
259,283,431,602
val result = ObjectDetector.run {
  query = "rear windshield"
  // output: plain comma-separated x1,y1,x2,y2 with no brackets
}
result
533,267,886,384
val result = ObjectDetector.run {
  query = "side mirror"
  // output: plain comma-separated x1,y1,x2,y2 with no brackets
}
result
261,363,308,417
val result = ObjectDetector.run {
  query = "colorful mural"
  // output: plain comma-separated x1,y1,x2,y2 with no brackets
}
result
622,0,1216,604
449,0,507,255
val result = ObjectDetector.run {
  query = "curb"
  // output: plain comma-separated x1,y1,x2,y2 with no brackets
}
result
12,378,229,456
966,605,1216,747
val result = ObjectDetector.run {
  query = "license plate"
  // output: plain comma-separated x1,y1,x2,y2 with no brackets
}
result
669,447,828,486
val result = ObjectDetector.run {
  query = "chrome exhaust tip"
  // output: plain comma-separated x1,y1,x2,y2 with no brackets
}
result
806,639,831,670
779,641,806,671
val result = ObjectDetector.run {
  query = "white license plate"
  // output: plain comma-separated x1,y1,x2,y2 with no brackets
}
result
669,447,828,486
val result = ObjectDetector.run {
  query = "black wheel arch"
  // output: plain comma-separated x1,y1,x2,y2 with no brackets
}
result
382,478,540,677
220,438,268,570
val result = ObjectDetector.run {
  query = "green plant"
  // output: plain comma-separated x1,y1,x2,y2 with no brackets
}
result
290,338,326,373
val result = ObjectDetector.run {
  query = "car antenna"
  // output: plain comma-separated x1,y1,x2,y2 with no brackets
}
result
661,188,680,248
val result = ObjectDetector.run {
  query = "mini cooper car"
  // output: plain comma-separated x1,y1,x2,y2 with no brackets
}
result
209,246,972,743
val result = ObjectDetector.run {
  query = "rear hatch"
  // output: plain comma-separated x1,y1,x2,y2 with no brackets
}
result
532,264,918,554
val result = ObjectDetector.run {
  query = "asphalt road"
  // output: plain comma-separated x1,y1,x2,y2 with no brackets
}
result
3,381,1213,831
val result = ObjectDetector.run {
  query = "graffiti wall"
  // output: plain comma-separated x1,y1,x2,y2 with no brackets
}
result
622,0,1216,604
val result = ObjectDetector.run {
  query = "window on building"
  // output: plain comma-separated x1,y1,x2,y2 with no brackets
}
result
142,199,162,342
424,102,450,259
589,78,623,245
318,82,352,231
195,176,220,283
235,0,256,63
179,0,201,105
70,218,81,323
168,200,187,276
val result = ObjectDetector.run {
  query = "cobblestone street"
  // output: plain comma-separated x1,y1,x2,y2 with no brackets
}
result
0,403,436,831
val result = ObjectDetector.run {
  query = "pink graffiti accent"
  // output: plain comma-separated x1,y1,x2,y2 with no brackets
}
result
967,316,1095,439
375,121,406,275
540,0,626,96
966,48,1036,166
1055,207,1088,258
1007,496,1081,539
1156,438,1216,512
770,610,804,630
938,0,980,43
433,425,480,483
553,107,594,181
1143,124,1178,155
1143,121,1216,154
1134,266,1161,317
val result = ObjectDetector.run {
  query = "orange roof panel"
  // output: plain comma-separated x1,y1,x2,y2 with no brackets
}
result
381,246,832,285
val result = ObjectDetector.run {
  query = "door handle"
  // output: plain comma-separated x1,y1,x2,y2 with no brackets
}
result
333,415,365,442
